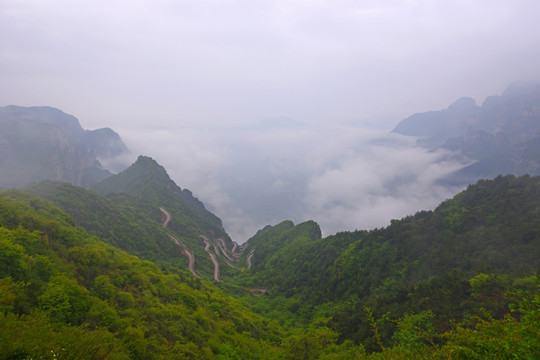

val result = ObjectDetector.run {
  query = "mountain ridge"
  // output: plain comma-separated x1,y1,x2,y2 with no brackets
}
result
0,105,129,188
2,92,539,358
392,83,540,186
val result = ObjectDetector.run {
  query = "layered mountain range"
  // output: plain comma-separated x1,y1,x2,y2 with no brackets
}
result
393,82,540,185
1,86,539,358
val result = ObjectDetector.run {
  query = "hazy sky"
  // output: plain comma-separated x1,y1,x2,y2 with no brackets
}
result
2,1,540,242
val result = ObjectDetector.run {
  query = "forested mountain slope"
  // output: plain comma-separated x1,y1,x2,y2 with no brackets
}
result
91,155,224,237
235,175,540,353
242,175,539,299
91,155,250,280
27,156,248,281
0,190,284,359
330,174,539,300
24,181,178,263
1,175,539,358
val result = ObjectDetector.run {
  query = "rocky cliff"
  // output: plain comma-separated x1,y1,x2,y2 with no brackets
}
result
0,105,129,189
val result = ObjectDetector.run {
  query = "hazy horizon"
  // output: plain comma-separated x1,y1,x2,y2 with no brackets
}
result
2,1,540,242
112,120,467,243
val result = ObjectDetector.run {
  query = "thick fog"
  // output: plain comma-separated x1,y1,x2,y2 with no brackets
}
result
2,1,540,241
115,122,466,241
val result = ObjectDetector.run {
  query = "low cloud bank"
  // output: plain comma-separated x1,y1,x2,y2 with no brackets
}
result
119,122,467,243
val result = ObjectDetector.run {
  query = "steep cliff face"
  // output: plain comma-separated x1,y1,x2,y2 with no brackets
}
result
393,83,540,154
392,83,540,186
0,105,129,189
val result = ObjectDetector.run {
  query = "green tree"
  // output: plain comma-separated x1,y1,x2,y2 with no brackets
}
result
38,274,90,325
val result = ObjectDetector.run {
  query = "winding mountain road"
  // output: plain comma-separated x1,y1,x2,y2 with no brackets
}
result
160,206,262,285
246,248,255,269
200,235,221,281
159,206,200,278
160,206,171,228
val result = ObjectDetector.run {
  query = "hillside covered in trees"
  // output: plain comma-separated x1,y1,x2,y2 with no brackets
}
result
1,160,539,358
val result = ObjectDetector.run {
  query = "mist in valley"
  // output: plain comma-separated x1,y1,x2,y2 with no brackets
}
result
117,121,467,242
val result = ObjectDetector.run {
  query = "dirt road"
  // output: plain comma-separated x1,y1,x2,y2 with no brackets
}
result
200,235,221,281
160,206,257,281
246,248,255,269
160,206,199,278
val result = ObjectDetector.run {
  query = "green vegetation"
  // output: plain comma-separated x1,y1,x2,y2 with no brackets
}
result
0,191,283,359
233,175,540,356
25,181,179,262
2,167,539,358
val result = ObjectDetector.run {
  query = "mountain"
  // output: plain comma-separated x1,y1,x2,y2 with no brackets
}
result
236,174,540,352
24,180,178,262
392,83,540,185
0,105,128,189
241,176,540,301
392,96,481,148
2,172,538,359
0,189,284,359
91,155,221,227
89,155,245,280
1,104,539,359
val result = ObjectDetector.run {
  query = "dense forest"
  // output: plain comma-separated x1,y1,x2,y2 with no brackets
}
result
1,164,539,358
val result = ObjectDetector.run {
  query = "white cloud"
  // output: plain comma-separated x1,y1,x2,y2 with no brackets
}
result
118,122,467,242
304,140,466,235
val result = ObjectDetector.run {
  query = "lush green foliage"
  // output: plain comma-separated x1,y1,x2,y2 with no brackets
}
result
88,155,235,277
2,174,539,359
236,175,540,352
25,181,179,262
91,155,225,237
0,191,283,359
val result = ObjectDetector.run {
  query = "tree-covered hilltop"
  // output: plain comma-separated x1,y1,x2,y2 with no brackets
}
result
241,175,539,300
91,155,223,232
89,155,241,279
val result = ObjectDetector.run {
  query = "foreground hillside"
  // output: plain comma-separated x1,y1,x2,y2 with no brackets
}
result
0,190,283,359
1,171,539,358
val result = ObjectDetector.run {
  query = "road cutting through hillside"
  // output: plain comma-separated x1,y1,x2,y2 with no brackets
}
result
200,235,221,281
159,206,171,228
246,248,255,269
160,206,258,282
159,206,200,278
215,238,236,261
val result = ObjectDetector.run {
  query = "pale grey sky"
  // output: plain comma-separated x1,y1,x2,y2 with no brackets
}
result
3,0,540,128
2,0,540,241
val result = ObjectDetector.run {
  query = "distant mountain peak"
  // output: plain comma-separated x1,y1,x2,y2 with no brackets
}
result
133,155,169,175
134,155,164,168
0,105,129,188
391,83,540,187
447,96,478,112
